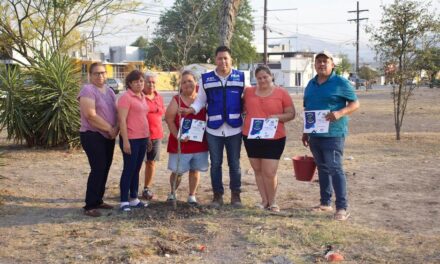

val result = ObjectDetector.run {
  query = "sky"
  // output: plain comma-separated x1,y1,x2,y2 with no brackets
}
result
94,0,439,59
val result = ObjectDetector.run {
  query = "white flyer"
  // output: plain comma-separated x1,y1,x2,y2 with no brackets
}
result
248,118,279,139
303,110,330,133
178,118,206,142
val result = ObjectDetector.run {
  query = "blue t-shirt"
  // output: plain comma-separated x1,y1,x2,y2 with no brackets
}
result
303,71,357,137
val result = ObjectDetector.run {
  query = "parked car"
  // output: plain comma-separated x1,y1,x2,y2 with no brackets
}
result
106,78,124,94
356,78,367,87
349,77,367,89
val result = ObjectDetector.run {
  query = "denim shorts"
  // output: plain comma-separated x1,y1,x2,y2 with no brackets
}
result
144,139,161,162
167,152,209,174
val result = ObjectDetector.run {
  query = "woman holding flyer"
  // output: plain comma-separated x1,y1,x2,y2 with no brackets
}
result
164,70,208,205
243,65,295,212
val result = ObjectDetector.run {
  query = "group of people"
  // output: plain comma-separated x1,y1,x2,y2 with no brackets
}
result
78,46,359,221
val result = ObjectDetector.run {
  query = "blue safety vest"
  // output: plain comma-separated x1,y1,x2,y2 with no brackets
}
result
201,70,244,129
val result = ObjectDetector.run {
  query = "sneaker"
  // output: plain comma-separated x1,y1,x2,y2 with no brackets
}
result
120,205,131,212
167,193,176,202
210,192,223,208
231,191,243,208
142,188,154,200
254,203,266,210
187,195,198,206
131,201,148,208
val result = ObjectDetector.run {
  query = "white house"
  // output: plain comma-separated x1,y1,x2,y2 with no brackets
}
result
109,46,143,63
249,51,344,89
0,49,31,66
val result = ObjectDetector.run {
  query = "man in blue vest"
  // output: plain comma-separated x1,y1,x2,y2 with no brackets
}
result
181,46,245,208
302,50,360,221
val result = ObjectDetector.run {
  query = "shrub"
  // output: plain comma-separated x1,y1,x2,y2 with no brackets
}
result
30,53,81,147
0,53,81,148
0,65,35,145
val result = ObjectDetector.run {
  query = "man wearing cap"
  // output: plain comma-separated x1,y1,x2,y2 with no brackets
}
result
302,50,360,221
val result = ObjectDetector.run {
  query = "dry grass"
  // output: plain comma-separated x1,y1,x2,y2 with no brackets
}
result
1,88,440,263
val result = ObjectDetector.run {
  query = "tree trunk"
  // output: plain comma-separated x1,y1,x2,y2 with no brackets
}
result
219,0,241,47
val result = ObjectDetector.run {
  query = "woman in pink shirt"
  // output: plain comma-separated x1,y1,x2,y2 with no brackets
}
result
78,62,118,217
243,65,296,212
117,70,151,211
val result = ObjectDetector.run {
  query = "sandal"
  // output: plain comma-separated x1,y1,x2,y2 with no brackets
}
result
268,204,280,212
334,209,350,221
312,204,333,212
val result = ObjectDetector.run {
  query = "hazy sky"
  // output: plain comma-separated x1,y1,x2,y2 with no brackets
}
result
94,0,439,53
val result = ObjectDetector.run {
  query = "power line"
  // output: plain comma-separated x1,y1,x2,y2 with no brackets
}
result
348,1,368,89
263,0,297,64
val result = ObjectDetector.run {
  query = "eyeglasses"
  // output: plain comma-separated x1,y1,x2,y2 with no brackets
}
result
92,71,106,76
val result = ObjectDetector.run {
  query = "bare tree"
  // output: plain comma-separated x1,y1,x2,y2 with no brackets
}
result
219,0,241,47
173,0,210,66
0,0,140,65
367,0,439,140
146,0,211,70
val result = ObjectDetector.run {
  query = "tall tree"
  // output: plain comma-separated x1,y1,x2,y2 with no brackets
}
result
358,65,379,88
334,54,352,76
131,36,149,49
0,0,140,66
415,46,440,88
146,0,256,70
219,0,241,47
367,0,439,140
144,0,212,70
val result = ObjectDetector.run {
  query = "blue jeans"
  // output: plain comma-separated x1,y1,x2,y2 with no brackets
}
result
119,138,148,202
80,131,115,210
309,137,347,210
206,133,242,194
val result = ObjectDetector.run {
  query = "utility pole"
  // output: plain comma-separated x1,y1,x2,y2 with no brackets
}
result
263,0,267,64
263,1,296,65
348,1,368,89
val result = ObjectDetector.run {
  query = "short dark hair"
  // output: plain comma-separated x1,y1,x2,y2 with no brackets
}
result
181,70,197,81
89,62,104,74
255,64,272,76
215,46,232,56
125,70,144,89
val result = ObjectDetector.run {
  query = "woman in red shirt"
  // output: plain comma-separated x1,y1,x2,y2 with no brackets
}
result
165,70,208,205
243,65,296,212
141,72,165,201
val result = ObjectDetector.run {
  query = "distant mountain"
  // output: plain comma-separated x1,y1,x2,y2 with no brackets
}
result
268,33,377,65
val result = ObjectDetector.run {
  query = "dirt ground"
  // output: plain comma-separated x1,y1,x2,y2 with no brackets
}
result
0,87,439,263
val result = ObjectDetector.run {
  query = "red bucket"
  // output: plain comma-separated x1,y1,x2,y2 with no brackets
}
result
292,155,316,181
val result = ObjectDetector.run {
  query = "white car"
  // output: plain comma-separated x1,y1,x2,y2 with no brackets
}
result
106,78,124,94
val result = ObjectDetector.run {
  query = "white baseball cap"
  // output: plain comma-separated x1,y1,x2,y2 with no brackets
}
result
315,50,334,60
